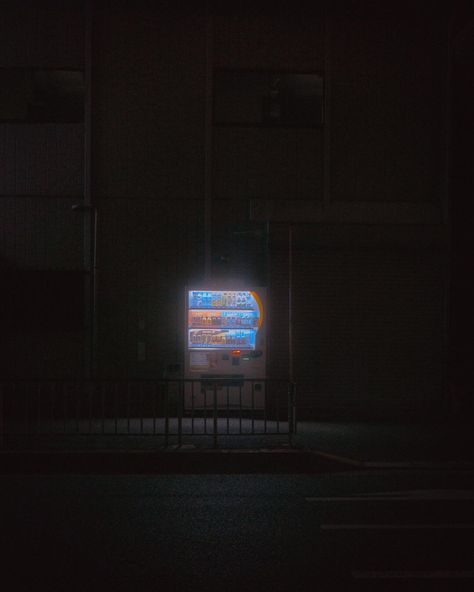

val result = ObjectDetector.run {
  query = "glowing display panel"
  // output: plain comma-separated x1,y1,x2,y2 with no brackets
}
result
188,290,262,350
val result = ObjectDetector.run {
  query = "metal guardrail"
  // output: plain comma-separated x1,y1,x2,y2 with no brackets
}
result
0,379,296,450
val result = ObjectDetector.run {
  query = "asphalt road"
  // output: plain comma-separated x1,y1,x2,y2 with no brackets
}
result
2,469,474,591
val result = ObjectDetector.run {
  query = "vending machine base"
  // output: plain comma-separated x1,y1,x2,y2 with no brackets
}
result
184,376,265,410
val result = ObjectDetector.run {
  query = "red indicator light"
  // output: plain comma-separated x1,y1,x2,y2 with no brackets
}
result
232,349,241,355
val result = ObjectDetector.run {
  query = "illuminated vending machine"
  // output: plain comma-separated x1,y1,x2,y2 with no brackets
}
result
184,287,266,408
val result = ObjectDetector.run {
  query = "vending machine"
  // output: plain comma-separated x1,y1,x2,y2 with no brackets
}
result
184,287,266,408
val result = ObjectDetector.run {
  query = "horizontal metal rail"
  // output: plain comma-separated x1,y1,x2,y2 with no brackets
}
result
0,379,296,450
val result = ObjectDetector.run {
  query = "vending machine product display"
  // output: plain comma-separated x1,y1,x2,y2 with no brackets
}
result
184,287,266,408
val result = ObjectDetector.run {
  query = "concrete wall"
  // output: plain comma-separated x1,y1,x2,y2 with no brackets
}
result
1,1,453,418
92,1,206,377
0,1,85,378
292,227,446,419
329,15,446,203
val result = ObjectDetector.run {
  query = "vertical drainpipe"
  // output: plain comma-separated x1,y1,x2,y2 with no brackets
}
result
323,5,331,210
84,0,95,379
204,1,213,280
443,16,454,415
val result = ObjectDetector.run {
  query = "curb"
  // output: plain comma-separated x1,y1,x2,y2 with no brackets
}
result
0,448,346,474
311,450,474,471
2,449,472,473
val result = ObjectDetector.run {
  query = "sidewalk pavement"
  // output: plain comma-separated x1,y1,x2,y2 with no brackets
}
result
293,421,474,467
1,421,473,472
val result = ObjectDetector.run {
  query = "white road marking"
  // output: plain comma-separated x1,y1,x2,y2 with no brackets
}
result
306,489,474,502
321,524,474,530
363,461,474,469
306,496,473,502
312,451,474,470
357,489,474,499
352,570,474,579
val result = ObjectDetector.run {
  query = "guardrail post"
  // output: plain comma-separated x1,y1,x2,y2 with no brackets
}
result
213,383,218,449
0,384,4,450
293,382,297,435
164,382,169,448
178,380,183,448
288,381,295,447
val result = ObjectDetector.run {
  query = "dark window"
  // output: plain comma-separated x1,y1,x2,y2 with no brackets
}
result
0,69,84,123
1,270,85,332
213,70,323,127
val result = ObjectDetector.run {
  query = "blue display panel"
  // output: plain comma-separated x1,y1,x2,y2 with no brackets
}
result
188,290,261,350
188,310,258,329
189,290,258,310
188,328,256,349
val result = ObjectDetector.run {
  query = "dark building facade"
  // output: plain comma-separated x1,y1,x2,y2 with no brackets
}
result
1,1,472,419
